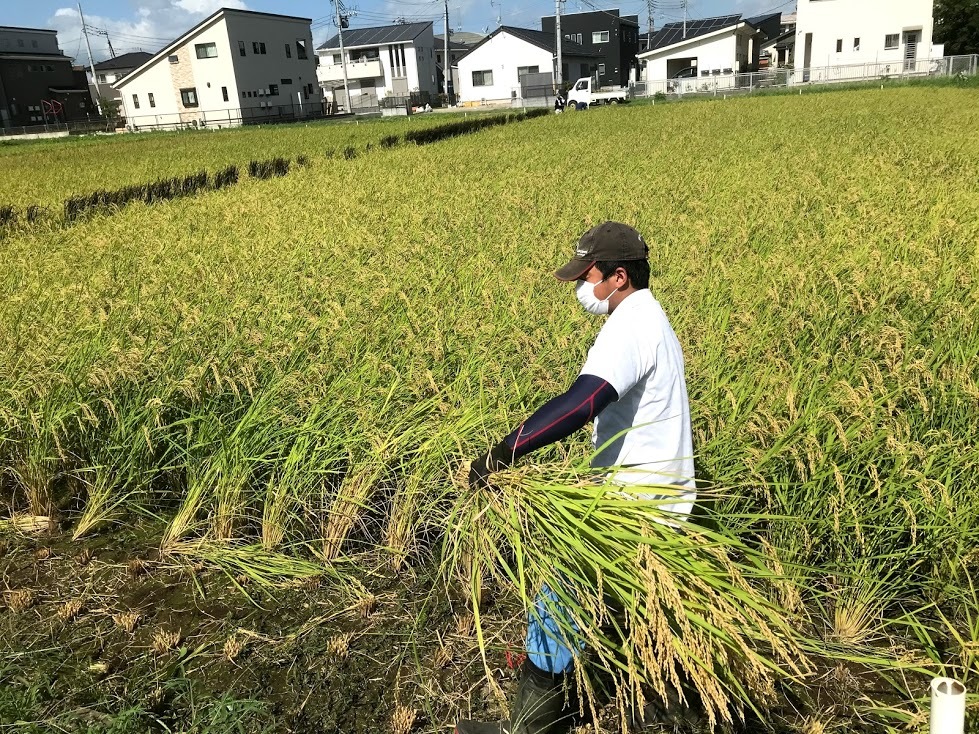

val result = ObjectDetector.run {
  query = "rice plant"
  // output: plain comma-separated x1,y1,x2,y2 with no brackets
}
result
1,85,978,730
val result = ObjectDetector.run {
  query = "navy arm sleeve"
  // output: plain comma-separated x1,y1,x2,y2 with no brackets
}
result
499,374,619,463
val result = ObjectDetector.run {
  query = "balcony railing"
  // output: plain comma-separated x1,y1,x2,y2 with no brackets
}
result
318,58,383,83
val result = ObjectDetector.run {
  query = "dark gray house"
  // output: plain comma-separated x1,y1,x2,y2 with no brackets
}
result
541,8,641,87
0,25,95,128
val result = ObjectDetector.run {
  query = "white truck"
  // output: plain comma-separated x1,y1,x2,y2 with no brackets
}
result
565,77,630,109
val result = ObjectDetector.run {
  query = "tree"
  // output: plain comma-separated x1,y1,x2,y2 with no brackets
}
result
98,96,121,120
934,0,979,56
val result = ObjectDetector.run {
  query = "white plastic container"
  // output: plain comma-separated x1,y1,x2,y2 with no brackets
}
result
930,677,966,734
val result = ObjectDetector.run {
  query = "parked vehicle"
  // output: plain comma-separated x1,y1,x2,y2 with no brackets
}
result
565,77,630,109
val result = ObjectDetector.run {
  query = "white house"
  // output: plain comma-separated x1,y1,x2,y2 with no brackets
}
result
795,0,938,74
456,26,601,105
113,9,321,130
88,52,152,105
316,22,439,111
637,14,765,87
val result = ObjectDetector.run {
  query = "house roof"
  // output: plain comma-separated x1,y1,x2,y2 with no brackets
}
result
745,12,780,28
457,25,602,63
540,9,640,27
94,51,153,71
640,14,751,55
318,22,432,50
760,30,795,49
0,26,57,34
434,31,485,46
113,8,312,89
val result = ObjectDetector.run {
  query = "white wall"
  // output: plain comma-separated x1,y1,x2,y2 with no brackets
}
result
795,0,935,69
228,13,321,114
117,11,320,129
640,29,739,82
317,33,438,104
457,31,554,103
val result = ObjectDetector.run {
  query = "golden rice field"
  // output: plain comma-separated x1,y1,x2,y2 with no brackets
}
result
1,84,979,733
0,112,455,208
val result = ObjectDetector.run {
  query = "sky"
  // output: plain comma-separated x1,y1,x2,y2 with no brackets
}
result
3,0,792,65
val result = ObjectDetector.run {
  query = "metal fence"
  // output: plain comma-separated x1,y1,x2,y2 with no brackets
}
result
631,54,979,99
1,117,118,138
124,101,329,132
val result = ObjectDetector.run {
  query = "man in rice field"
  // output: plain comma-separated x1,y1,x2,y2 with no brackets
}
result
455,221,696,734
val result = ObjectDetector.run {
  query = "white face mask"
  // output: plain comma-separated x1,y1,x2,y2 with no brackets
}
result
576,279,613,315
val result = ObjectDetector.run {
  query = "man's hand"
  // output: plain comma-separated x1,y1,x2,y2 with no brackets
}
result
468,442,513,491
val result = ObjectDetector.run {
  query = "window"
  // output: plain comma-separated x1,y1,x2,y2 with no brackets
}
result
853,37,860,51
260,42,267,54
268,84,279,96
221,86,229,101
885,33,899,49
97,73,107,83
472,69,493,86
252,41,261,54
280,77,293,85
592,31,610,44
836,38,843,53
517,65,539,77
148,92,155,108
598,63,606,74
180,88,199,107
31,40,38,48
285,43,292,58
389,44,407,76
168,54,179,64
239,40,246,56
333,53,342,64
296,39,308,59
132,94,140,109
17,39,24,47
195,42,217,59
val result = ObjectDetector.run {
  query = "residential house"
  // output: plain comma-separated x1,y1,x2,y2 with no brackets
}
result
541,9,641,87
316,22,439,112
637,15,766,85
456,25,600,105
434,31,483,96
114,9,321,130
88,51,152,106
0,25,95,128
795,0,938,73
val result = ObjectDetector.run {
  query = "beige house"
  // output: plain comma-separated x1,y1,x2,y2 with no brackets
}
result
113,8,321,130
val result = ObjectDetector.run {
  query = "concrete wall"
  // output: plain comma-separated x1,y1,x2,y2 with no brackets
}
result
457,31,554,103
795,0,934,69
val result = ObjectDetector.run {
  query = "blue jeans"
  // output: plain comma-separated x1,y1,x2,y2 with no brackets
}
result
525,583,583,674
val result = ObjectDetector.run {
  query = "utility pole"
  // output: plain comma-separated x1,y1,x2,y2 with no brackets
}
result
646,0,653,50
334,0,350,114
443,0,450,98
92,28,116,58
682,0,687,39
77,2,101,115
555,0,563,88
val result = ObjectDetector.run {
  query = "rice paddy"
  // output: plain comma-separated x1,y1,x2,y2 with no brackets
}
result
1,82,978,733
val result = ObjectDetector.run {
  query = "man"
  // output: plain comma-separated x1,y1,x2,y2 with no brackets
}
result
456,222,696,734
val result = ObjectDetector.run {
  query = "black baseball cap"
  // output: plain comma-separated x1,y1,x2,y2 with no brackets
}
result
554,221,649,281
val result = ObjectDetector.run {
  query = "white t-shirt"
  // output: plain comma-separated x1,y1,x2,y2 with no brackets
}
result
580,289,696,516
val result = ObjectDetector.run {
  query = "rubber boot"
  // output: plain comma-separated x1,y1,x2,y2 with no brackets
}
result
455,659,575,734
